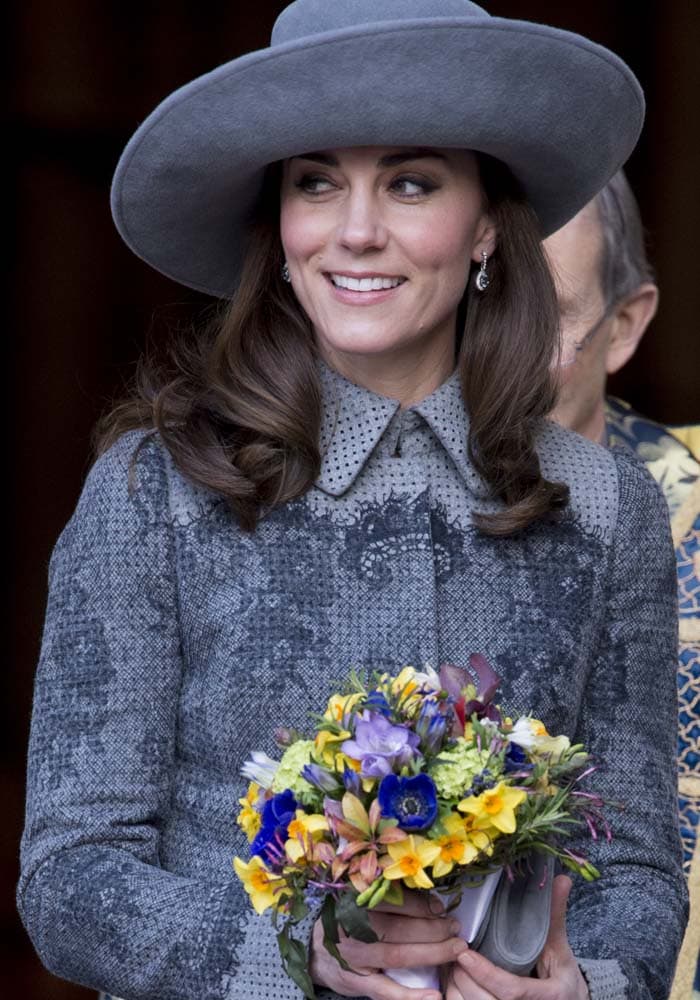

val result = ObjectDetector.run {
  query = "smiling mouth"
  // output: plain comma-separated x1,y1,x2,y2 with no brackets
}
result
328,273,406,292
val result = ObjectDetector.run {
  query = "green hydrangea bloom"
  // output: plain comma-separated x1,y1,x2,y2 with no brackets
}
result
428,741,494,800
271,739,316,803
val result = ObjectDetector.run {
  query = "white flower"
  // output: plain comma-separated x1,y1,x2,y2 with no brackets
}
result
509,717,571,761
241,751,279,789
508,717,537,748
413,664,442,692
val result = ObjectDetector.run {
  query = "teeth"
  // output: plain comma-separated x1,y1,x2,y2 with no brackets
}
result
331,274,404,291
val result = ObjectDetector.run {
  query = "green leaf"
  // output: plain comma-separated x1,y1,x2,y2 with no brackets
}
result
289,895,309,923
320,895,353,973
277,927,317,999
382,881,404,906
336,892,379,943
320,895,339,947
348,667,368,694
310,715,346,735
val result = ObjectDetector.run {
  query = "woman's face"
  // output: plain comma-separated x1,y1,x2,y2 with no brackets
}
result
280,146,495,384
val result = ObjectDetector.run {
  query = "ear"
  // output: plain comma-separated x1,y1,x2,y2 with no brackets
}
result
605,282,659,375
470,216,498,263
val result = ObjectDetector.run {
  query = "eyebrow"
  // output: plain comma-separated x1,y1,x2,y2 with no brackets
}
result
291,148,447,167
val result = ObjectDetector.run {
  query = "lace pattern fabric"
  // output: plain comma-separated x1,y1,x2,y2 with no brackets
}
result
17,371,687,1000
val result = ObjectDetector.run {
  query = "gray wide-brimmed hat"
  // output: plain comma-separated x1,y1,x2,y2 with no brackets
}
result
111,0,644,299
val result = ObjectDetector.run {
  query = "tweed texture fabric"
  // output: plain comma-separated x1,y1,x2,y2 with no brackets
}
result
19,368,686,1000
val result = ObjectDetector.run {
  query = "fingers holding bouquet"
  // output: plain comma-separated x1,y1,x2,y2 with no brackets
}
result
232,657,609,998
369,888,463,944
310,903,464,1000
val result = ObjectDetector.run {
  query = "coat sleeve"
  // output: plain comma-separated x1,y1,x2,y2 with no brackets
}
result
16,432,308,1000
566,449,689,1000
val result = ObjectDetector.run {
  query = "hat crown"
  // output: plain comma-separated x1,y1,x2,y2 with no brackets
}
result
272,0,489,46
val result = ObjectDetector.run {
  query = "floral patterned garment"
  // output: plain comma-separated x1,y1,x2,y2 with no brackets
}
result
101,395,700,1000
606,396,700,999
18,369,686,1000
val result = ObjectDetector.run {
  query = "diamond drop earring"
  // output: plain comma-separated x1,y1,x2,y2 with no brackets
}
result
475,250,490,292
281,261,291,283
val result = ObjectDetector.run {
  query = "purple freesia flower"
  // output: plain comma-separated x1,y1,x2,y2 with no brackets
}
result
378,774,438,831
342,712,421,778
342,766,361,795
415,698,448,754
301,762,342,793
323,797,344,824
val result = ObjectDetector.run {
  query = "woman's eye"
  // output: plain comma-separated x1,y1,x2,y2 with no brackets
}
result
295,174,335,194
390,176,437,197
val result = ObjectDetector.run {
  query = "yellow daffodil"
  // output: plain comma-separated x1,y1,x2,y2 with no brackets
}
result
314,728,352,768
381,834,441,889
461,812,498,854
430,813,482,878
340,752,363,773
391,666,419,697
285,810,330,863
323,692,363,725
390,666,427,716
237,782,262,842
233,856,287,915
458,782,527,834
384,664,441,693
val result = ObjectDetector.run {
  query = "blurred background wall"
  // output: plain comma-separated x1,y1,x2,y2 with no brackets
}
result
7,1,699,995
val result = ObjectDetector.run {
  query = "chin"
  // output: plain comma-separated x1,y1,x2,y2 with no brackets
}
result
320,330,408,357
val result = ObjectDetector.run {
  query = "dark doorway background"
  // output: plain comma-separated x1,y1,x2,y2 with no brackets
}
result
7,2,699,996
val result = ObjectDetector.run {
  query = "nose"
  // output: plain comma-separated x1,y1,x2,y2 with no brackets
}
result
336,189,388,254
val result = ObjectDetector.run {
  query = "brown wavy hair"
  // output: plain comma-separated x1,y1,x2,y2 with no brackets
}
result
97,154,568,535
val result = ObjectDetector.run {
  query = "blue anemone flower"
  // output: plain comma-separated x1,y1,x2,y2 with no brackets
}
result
505,742,532,773
251,789,298,865
378,773,438,831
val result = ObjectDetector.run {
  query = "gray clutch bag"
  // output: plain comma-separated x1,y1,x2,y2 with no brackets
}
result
471,853,555,976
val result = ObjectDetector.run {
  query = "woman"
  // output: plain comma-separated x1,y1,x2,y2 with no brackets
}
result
17,2,687,999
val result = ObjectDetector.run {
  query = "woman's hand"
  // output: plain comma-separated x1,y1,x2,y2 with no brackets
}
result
310,888,466,1000
444,876,590,1000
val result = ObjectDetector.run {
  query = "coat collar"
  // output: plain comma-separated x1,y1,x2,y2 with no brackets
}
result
316,363,490,498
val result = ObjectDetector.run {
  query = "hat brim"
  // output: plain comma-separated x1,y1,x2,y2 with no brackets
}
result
111,17,644,298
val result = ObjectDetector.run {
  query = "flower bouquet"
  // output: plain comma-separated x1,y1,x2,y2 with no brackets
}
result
233,655,608,997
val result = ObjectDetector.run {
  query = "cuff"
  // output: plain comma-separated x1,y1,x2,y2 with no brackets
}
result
577,958,628,1000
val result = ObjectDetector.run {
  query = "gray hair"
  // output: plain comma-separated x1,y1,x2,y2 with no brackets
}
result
594,169,655,309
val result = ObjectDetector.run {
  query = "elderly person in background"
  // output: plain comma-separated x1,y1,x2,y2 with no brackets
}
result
545,170,700,1000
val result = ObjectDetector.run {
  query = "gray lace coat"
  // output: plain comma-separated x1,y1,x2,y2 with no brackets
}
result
18,367,687,1000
